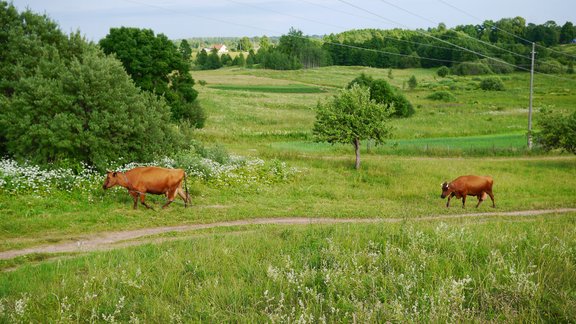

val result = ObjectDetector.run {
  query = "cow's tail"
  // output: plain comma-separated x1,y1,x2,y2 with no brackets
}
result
184,172,190,208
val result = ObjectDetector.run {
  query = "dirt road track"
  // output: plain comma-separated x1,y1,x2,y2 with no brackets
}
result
2,208,575,261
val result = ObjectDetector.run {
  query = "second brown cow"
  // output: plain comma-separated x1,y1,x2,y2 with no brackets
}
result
103,166,190,209
440,175,495,208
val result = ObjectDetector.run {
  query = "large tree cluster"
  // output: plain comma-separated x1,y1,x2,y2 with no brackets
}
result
0,2,187,169
99,27,205,127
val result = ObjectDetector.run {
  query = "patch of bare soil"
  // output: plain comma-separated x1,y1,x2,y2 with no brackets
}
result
1,208,575,261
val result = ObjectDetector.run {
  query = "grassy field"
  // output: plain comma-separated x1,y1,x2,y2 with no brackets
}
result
1,66,575,321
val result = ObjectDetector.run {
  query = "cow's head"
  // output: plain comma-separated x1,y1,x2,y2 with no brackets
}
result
440,181,452,198
102,171,119,190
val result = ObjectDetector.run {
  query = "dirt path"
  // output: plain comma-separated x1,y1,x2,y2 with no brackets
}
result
2,208,575,261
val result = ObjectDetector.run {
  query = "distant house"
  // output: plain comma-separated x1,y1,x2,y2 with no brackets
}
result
203,44,228,54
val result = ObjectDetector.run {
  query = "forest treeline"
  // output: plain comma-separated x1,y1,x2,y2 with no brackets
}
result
195,18,576,73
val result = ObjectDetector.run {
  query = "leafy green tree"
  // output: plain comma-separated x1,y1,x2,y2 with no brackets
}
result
536,111,576,153
206,48,222,69
233,53,246,67
347,74,415,118
560,22,575,44
259,35,272,50
99,27,203,126
313,84,392,169
196,49,208,67
179,39,192,60
0,3,185,168
238,36,253,52
220,53,233,66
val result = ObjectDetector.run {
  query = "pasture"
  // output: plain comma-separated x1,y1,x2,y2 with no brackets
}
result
1,66,575,322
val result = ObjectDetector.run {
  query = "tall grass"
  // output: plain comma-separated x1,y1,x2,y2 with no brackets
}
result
1,214,574,322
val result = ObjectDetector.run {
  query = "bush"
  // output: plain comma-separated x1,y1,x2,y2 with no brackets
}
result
536,110,576,153
451,62,493,76
480,58,515,74
536,59,566,74
408,75,418,90
479,77,505,91
437,66,450,77
426,91,457,102
347,74,415,118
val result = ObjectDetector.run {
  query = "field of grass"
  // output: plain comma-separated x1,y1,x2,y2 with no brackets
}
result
1,214,575,322
1,66,575,321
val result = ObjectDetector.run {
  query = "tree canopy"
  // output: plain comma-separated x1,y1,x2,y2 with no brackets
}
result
0,2,187,169
313,84,392,169
99,27,204,127
347,74,415,118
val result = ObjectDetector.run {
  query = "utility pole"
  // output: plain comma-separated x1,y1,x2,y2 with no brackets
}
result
527,42,535,149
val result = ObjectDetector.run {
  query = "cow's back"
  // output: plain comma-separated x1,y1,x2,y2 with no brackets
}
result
452,175,492,193
126,167,185,193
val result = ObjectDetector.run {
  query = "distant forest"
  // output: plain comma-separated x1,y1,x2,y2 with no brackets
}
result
188,18,576,72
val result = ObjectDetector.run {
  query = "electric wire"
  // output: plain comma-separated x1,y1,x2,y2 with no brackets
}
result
436,0,576,60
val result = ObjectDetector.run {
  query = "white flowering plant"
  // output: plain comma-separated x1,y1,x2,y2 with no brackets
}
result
0,152,299,194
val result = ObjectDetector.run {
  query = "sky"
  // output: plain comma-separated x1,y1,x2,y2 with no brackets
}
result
10,0,576,41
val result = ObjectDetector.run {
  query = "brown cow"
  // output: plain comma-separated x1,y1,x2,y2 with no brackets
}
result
440,175,495,208
103,166,190,209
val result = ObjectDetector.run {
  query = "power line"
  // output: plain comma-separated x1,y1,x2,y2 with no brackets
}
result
436,0,576,60
120,0,576,83
335,0,526,71
376,0,531,61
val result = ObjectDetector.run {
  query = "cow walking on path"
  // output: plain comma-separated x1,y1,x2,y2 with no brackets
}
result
441,175,495,208
103,167,190,209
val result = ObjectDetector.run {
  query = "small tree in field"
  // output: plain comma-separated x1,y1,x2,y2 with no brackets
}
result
313,84,392,169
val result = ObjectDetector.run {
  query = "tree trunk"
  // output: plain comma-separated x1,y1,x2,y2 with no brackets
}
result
354,137,361,170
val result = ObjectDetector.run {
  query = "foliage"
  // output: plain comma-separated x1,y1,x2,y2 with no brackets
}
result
0,4,186,169
408,75,418,89
452,62,494,75
536,59,565,74
99,27,204,126
437,66,450,77
347,73,415,118
536,110,576,154
178,39,192,60
479,77,505,91
274,28,331,69
323,18,575,69
427,90,457,102
313,84,392,169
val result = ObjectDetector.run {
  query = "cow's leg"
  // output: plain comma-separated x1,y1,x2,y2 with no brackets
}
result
446,194,452,207
129,192,139,209
162,189,177,209
476,193,484,208
139,194,154,210
176,188,190,207
461,194,467,208
487,191,496,208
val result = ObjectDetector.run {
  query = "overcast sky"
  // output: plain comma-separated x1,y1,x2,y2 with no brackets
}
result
11,0,576,41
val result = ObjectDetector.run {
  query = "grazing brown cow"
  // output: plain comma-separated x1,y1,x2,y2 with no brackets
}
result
440,175,495,208
103,166,190,209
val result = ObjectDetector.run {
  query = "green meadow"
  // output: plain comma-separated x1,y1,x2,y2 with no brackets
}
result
1,66,576,321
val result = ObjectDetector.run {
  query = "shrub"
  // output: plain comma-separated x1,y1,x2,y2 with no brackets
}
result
536,59,566,74
437,66,450,77
426,91,457,102
408,75,418,90
451,62,493,76
536,110,576,153
480,58,515,74
480,77,505,91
